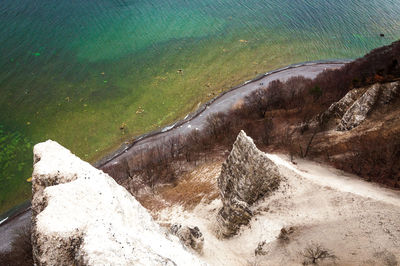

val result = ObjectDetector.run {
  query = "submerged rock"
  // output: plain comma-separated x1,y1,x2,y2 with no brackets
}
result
31,140,205,266
217,131,281,237
170,224,204,254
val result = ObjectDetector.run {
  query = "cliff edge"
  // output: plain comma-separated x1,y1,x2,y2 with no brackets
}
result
31,140,205,266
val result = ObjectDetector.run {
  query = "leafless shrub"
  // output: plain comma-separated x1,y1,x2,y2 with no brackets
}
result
101,157,132,185
167,135,181,159
261,118,274,145
206,112,232,140
300,129,318,159
266,80,286,110
280,127,297,162
284,76,313,110
183,130,203,163
301,243,336,265
243,79,287,119
244,88,269,118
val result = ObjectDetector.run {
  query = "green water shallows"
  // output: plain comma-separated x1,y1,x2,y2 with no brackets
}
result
0,0,399,212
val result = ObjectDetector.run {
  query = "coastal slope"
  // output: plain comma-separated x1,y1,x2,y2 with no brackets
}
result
153,151,400,265
31,140,205,265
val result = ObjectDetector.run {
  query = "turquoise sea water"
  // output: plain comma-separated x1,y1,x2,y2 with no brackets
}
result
1,0,399,212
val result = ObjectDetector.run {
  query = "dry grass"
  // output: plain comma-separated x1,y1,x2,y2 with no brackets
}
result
138,161,221,214
158,162,220,210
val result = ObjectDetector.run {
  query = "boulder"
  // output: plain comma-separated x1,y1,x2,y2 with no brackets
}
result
217,131,281,237
170,224,204,254
31,140,205,266
217,197,252,238
254,241,269,256
277,226,295,242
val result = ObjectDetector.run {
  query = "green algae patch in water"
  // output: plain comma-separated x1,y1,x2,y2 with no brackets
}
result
0,125,32,213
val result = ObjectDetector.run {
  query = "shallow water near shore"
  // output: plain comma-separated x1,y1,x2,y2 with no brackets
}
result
1,0,400,213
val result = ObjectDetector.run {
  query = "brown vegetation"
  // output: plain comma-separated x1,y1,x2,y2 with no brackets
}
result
137,161,221,215
333,134,400,187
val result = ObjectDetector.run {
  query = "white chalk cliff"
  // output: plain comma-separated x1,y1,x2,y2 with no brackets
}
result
217,131,281,237
337,81,399,130
31,140,206,266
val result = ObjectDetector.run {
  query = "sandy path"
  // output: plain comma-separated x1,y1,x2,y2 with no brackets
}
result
268,154,400,207
157,154,400,265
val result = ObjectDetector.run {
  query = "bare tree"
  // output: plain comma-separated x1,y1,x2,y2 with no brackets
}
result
167,135,180,158
244,88,269,118
301,243,336,265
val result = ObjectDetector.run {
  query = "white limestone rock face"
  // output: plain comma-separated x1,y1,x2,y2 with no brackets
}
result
217,131,281,237
379,81,400,104
31,140,206,266
321,87,366,122
337,83,381,131
337,81,399,131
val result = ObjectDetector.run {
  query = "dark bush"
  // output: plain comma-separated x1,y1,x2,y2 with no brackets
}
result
309,85,322,101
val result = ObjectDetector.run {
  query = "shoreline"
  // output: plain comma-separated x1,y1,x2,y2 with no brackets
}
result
0,59,350,233
94,59,351,169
